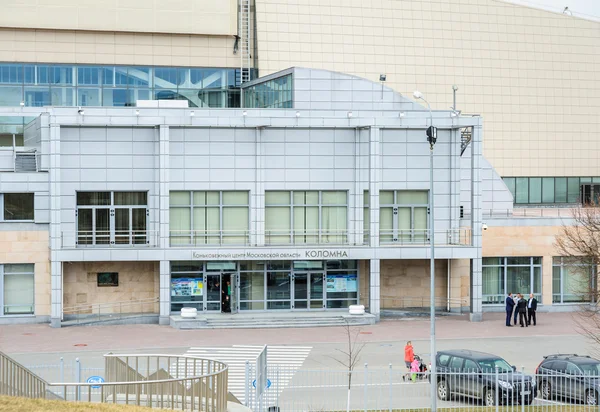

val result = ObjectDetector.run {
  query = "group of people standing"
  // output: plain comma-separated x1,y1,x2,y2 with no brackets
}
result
505,293,538,327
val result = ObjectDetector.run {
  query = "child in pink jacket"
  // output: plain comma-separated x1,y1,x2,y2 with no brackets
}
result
410,358,420,382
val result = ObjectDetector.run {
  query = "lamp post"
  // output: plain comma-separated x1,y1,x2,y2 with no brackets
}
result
413,90,437,412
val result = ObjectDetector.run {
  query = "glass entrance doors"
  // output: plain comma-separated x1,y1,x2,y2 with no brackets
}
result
293,272,324,310
205,272,237,313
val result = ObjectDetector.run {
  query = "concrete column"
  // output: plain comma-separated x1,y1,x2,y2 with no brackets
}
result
351,127,364,246
252,127,265,246
450,259,471,312
542,255,553,306
159,260,171,324
158,125,171,325
49,124,62,328
368,127,381,247
470,119,483,322
369,259,381,319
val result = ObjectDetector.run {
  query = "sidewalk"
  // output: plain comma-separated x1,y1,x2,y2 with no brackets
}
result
0,312,580,355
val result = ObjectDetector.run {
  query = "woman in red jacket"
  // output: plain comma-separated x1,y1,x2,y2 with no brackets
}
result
404,341,414,372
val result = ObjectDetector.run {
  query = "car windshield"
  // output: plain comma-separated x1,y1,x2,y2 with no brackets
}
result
579,362,600,376
478,358,513,373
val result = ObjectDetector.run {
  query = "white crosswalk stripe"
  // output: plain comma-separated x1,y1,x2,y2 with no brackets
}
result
177,345,312,403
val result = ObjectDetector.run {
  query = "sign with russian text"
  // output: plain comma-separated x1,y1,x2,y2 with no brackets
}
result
326,274,358,293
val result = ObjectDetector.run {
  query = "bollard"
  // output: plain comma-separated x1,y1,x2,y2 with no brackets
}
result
245,360,250,407
60,357,65,398
364,363,368,412
389,363,393,412
75,358,81,401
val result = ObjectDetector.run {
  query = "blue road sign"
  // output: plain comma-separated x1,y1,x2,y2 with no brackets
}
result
86,375,104,389
252,379,272,389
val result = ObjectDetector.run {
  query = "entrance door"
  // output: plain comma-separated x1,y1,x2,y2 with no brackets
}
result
293,273,308,309
309,273,325,309
205,274,221,312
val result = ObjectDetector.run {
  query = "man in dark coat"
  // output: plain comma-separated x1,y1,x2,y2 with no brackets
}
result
527,293,538,326
517,293,528,327
505,292,515,327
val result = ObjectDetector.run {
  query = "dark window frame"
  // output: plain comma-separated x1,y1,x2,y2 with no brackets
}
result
97,272,119,287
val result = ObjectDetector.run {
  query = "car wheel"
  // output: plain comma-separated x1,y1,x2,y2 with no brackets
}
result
484,388,496,407
437,379,450,401
540,380,551,400
586,390,598,406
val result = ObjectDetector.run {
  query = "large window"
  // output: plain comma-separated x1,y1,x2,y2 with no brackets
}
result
169,191,249,246
265,191,347,245
503,177,600,205
482,257,542,304
243,74,293,108
76,191,148,246
379,190,428,243
0,63,256,108
2,193,34,221
553,257,595,304
2,264,34,315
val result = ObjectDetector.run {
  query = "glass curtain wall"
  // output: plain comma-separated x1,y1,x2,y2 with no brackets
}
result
264,191,347,245
552,257,596,303
482,257,542,304
169,191,249,246
0,63,254,108
243,74,293,108
0,116,36,147
176,260,359,312
503,177,600,205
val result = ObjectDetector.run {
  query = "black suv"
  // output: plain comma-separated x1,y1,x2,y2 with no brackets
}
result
435,350,535,406
536,354,600,405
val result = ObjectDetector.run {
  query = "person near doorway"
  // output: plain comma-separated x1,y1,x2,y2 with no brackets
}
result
517,293,528,327
505,292,515,327
527,293,538,326
221,279,231,313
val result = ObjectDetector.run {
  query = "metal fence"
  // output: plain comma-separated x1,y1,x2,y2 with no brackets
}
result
1,351,229,411
245,364,600,412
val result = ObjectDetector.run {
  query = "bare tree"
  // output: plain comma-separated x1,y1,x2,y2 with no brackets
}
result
555,205,600,350
329,320,366,412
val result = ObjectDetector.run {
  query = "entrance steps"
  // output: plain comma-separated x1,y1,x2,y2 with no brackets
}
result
170,312,376,329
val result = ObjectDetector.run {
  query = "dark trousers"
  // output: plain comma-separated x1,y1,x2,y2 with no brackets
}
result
528,309,536,325
519,310,528,327
506,310,512,326
513,308,519,324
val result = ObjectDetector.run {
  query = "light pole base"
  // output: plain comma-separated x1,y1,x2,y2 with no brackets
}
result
469,312,483,322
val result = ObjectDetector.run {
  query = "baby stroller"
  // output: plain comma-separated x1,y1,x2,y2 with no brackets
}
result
403,354,429,381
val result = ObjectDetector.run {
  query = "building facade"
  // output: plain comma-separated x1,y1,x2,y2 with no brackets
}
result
0,1,597,326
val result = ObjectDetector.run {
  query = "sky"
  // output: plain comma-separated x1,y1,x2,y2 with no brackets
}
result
501,0,600,21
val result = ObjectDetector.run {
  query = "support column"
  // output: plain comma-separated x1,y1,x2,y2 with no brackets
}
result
369,259,381,319
368,127,381,247
252,127,265,246
158,125,171,325
49,123,62,328
470,120,483,322
542,255,553,306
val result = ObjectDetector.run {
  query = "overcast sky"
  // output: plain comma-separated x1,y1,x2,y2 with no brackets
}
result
502,0,600,21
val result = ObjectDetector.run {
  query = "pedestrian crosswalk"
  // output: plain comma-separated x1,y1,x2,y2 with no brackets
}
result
179,345,312,403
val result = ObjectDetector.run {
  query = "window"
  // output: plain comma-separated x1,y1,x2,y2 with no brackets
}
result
169,191,249,246
265,191,347,245
437,354,451,367
0,63,253,109
97,272,118,287
76,191,148,246
482,257,542,304
379,190,428,243
2,193,34,221
552,257,595,304
2,264,34,315
503,177,600,205
463,359,479,373
449,357,464,371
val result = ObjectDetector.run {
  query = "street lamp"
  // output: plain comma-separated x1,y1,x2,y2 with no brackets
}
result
413,90,437,412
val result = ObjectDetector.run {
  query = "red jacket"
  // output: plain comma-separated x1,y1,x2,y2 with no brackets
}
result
404,345,414,362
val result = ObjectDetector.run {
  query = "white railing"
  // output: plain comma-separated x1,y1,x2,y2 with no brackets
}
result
61,230,159,248
464,208,580,219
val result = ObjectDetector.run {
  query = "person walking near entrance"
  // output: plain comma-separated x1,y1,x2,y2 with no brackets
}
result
517,294,528,327
512,293,520,325
505,292,515,327
221,279,231,313
527,293,538,326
